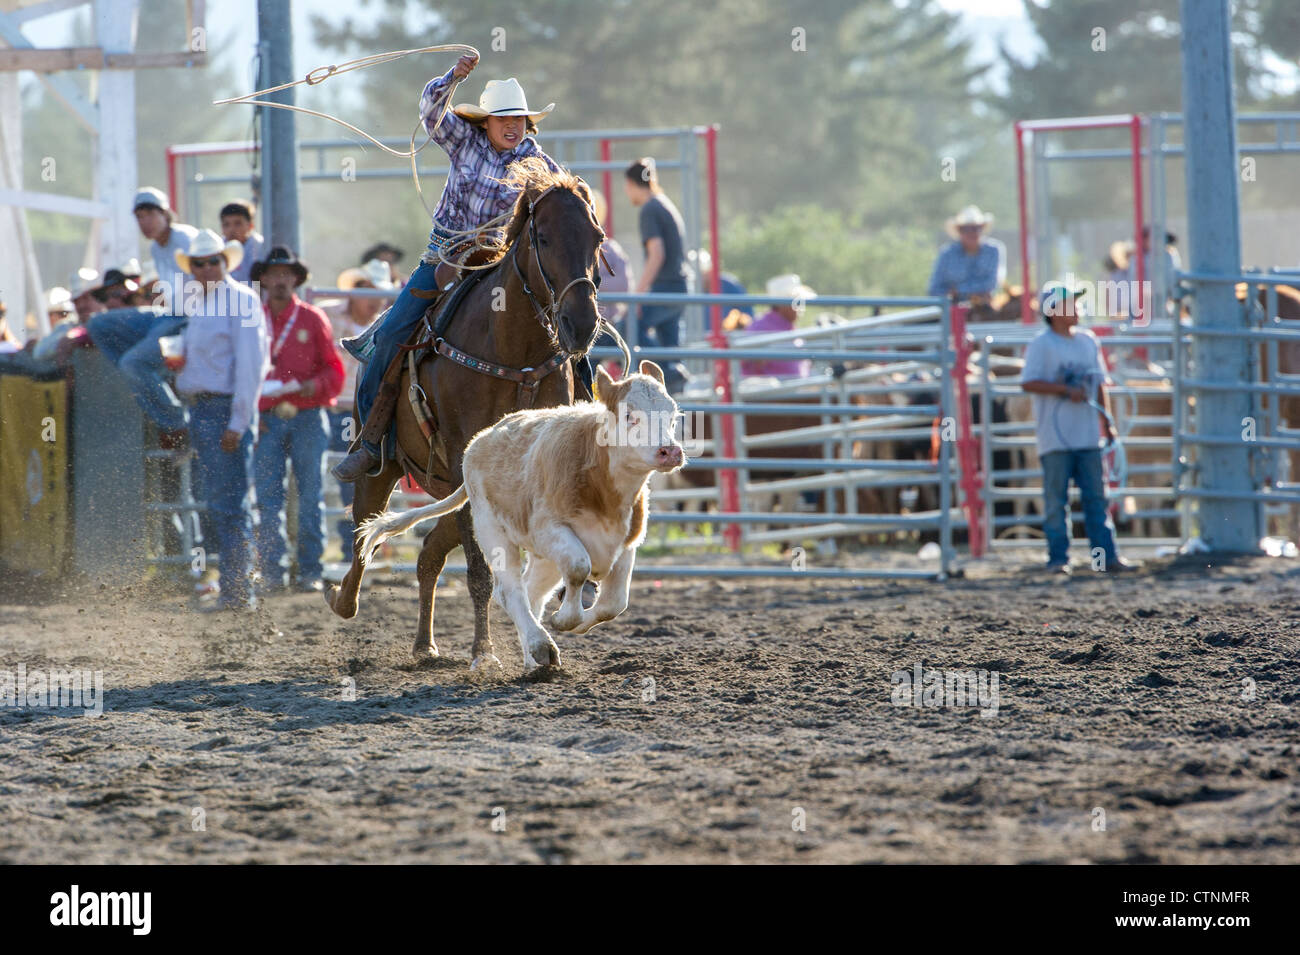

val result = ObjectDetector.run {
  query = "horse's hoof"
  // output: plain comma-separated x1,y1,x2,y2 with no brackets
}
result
411,645,440,666
470,654,503,673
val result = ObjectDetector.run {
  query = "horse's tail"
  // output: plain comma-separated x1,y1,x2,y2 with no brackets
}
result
355,484,469,565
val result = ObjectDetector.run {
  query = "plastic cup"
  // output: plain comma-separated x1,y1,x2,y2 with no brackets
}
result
159,334,185,371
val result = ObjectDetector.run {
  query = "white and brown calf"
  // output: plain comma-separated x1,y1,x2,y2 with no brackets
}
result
356,361,686,672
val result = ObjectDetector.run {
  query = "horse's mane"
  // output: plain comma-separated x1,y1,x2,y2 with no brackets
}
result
491,157,597,260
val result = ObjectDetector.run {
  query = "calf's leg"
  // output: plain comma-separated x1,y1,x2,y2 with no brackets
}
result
532,523,593,633
522,554,563,620
477,519,559,671
570,546,636,635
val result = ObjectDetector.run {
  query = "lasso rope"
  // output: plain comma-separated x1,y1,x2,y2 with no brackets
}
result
213,43,502,247
214,43,630,371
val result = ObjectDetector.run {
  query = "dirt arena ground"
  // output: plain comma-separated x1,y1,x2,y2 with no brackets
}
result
1,552,1297,864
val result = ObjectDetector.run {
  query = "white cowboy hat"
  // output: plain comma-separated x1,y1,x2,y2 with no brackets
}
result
67,267,101,298
336,258,395,291
765,273,817,302
945,205,994,238
46,287,74,314
175,228,243,274
453,77,554,122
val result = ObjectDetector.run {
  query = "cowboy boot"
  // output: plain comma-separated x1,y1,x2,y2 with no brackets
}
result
332,358,406,482
341,308,388,363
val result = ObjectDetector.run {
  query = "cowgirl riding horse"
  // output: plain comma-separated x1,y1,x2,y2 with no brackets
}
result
334,52,591,481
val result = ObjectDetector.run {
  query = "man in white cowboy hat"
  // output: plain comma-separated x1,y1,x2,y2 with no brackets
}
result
323,258,395,558
739,274,815,379
334,51,564,482
86,186,200,447
66,267,105,324
249,246,345,593
927,205,1006,302
173,229,270,611
30,287,81,365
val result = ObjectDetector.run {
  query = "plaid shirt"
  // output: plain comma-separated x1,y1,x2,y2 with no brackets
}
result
419,67,562,250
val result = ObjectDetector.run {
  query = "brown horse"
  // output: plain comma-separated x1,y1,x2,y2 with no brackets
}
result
325,159,606,670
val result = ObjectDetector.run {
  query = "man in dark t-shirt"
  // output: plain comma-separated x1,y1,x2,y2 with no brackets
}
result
624,157,690,393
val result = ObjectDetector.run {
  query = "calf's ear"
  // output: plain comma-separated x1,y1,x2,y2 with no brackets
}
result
594,364,615,402
639,360,666,385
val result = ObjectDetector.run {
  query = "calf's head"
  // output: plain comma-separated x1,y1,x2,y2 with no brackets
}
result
594,361,686,473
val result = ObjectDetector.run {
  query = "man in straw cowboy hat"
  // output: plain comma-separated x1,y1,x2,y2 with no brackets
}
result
172,229,270,611
333,53,565,482
87,186,200,448
927,205,1006,303
249,246,344,594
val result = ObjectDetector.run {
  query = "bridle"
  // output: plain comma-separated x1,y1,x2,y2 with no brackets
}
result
510,184,609,348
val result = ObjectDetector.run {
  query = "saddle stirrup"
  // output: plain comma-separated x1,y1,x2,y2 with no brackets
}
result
365,433,387,478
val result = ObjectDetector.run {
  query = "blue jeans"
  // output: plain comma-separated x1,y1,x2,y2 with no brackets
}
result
255,406,330,584
637,304,689,391
190,396,256,607
356,259,442,449
329,409,356,562
87,306,188,431
1041,448,1119,567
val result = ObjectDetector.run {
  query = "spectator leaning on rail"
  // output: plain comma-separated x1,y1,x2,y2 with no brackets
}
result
172,229,270,611
927,205,1006,303
86,186,199,449
739,274,815,379
1022,281,1137,576
324,258,395,562
250,247,345,594
332,51,566,482
624,157,691,395
219,199,268,286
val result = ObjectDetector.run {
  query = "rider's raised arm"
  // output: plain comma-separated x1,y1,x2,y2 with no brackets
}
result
420,67,473,156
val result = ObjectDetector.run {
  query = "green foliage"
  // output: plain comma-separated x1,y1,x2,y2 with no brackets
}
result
722,205,936,302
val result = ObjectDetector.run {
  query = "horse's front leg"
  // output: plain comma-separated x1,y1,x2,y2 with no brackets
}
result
456,504,500,671
412,512,461,663
325,461,401,619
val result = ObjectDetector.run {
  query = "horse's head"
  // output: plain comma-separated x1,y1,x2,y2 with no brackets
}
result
501,158,605,356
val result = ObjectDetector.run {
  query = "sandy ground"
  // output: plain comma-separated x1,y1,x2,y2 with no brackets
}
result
1,552,1298,864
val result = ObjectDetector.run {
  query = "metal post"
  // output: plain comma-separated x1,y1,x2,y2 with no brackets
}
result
258,0,300,252
703,125,741,551
95,0,140,270
599,138,613,234
1033,132,1052,299
1131,115,1146,322
938,303,953,577
1180,0,1257,552
1014,122,1033,324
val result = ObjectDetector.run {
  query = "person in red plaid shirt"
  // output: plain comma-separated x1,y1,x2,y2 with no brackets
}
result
333,51,564,482
251,247,345,593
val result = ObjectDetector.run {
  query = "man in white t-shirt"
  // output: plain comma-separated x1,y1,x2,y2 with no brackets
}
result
86,187,199,446
1022,282,1136,575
